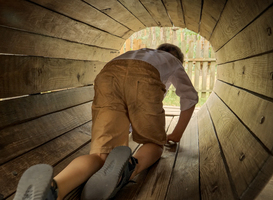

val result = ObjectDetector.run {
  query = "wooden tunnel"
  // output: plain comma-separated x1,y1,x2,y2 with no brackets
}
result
0,0,273,199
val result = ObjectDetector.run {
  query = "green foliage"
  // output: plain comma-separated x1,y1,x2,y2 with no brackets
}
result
163,85,208,108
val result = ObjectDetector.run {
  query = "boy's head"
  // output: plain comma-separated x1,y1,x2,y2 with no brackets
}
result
157,43,184,64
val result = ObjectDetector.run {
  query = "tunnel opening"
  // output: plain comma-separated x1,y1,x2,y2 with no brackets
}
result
120,27,217,108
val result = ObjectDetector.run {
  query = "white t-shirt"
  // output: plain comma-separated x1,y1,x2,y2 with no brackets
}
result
113,48,198,111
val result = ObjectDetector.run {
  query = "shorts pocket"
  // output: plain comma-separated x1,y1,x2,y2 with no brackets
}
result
137,80,165,104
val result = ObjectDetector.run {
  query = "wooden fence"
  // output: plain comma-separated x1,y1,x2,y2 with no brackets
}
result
120,28,217,98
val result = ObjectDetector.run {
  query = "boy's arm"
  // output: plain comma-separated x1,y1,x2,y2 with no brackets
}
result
167,105,195,143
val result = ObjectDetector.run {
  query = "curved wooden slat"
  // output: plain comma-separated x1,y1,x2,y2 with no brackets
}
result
217,53,273,98
0,122,91,199
28,0,131,38
214,80,273,153
181,0,202,33
210,0,273,51
119,0,158,27
198,105,235,200
215,5,273,64
83,0,145,32
0,55,104,98
0,0,125,49
139,0,173,27
207,92,271,197
0,102,92,165
0,86,94,129
0,26,119,61
163,0,185,28
199,0,226,40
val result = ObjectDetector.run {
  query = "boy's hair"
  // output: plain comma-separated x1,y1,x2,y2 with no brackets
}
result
157,43,184,64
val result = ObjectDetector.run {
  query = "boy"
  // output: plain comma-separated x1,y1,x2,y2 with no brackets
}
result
14,43,198,200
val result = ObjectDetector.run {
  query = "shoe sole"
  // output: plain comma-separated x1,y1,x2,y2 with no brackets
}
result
81,146,132,200
14,164,53,200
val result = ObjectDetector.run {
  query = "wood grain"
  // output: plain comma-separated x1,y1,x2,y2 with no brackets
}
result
0,55,104,98
252,157,273,200
0,103,92,165
217,53,273,98
214,80,273,153
199,0,226,40
166,115,199,200
139,0,173,27
163,0,185,28
0,122,91,199
113,115,176,200
207,92,269,196
0,0,124,49
119,0,158,27
83,0,145,32
210,0,273,51
198,105,235,200
0,26,119,61
181,0,202,33
28,0,131,38
0,86,94,129
241,156,273,200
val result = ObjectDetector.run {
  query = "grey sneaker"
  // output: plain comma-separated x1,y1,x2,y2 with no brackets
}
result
14,164,58,200
81,146,138,200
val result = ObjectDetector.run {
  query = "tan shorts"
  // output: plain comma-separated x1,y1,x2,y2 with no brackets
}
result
90,59,167,154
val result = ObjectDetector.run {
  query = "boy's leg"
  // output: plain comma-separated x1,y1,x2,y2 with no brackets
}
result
130,143,163,179
54,153,107,200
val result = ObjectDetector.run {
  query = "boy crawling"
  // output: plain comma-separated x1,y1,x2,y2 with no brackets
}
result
14,43,198,200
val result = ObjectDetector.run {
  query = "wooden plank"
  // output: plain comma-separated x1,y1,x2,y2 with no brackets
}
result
0,0,124,49
0,55,103,98
214,80,273,153
206,92,270,196
113,115,176,200
84,0,145,32
253,161,273,200
165,116,174,132
217,53,273,98
0,102,92,165
0,122,91,199
194,40,201,91
0,26,119,61
181,0,202,33
164,107,180,116
0,86,94,129
209,62,216,92
166,115,199,200
198,105,235,200
163,0,185,28
139,0,173,27
199,0,226,40
242,156,273,200
201,40,209,98
210,0,273,51
28,0,130,38
187,36,194,80
133,116,178,200
119,0,158,27
216,5,273,63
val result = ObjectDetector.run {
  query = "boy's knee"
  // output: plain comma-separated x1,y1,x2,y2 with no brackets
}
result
90,153,108,163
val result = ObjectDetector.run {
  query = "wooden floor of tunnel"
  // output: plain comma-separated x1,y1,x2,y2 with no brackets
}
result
62,106,272,200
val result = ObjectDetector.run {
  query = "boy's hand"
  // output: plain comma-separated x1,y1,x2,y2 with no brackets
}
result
166,132,182,143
